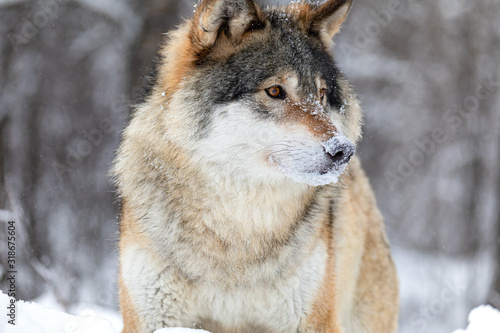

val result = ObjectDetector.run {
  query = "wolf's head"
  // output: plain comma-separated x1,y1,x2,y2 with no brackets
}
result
142,0,362,187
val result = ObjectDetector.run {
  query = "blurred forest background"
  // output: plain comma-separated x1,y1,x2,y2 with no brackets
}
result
0,0,499,332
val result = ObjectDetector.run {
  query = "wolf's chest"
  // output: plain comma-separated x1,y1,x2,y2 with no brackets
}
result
194,282,305,332
188,242,328,332
122,241,327,332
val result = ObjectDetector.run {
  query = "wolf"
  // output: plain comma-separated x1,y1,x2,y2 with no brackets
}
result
113,0,399,332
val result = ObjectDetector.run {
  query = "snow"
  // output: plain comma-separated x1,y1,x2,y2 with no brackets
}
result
1,291,116,333
2,290,499,333
453,305,500,333
155,329,211,333
0,292,212,333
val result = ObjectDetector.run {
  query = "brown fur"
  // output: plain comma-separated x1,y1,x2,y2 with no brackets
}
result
285,0,353,48
156,25,198,102
120,275,143,333
284,99,338,139
299,222,340,333
119,202,148,333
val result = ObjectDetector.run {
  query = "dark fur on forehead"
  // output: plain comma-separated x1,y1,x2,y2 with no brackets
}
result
195,8,343,103
266,12,343,109
187,6,345,136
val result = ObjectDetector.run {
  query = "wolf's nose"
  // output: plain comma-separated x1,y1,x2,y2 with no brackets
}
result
323,136,356,168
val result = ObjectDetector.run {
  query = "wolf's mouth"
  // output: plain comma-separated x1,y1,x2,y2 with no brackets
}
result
269,136,356,186
320,156,339,175
273,159,348,186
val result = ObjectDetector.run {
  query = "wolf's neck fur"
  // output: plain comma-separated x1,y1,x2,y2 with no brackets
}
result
117,106,336,283
160,137,319,242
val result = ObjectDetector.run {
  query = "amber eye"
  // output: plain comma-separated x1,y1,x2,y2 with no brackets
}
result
320,88,327,101
265,86,286,100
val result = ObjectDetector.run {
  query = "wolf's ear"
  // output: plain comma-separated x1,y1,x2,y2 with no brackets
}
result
306,0,353,47
191,0,264,50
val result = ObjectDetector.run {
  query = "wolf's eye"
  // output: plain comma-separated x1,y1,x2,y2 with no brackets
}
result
265,86,286,100
320,88,327,101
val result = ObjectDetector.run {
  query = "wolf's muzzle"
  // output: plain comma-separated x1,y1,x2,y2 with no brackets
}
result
321,136,356,174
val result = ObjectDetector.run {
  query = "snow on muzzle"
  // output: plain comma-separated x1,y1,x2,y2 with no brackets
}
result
321,136,356,175
270,135,356,186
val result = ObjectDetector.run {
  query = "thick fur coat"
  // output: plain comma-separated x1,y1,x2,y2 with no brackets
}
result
113,0,399,332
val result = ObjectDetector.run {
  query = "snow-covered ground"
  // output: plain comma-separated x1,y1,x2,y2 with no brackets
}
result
0,291,210,333
1,245,496,333
155,327,210,333
1,291,117,333
453,305,500,333
2,290,500,333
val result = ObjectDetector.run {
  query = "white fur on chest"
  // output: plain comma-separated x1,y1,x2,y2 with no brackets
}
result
122,241,327,332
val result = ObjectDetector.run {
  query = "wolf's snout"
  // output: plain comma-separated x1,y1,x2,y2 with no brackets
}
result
322,137,356,172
